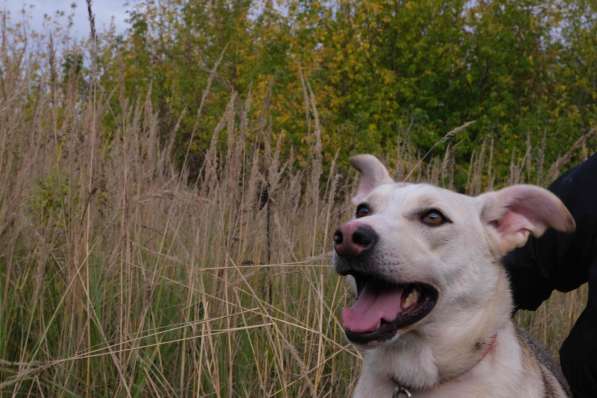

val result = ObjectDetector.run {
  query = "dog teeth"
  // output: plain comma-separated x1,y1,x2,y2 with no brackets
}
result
402,289,419,310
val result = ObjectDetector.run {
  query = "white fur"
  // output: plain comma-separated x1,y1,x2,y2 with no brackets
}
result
338,155,573,398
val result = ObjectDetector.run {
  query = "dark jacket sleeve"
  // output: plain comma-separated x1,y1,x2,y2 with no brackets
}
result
504,237,554,311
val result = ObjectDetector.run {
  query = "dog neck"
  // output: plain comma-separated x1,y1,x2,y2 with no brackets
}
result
429,266,512,385
390,332,499,395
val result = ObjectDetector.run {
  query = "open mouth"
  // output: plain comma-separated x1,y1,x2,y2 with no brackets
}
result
341,273,438,345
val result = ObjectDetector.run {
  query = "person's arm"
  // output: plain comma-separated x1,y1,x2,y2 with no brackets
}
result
503,236,555,311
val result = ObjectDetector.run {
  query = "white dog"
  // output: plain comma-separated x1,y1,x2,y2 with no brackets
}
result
333,155,574,397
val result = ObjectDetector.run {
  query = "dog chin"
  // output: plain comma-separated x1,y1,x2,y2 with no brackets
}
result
355,330,403,350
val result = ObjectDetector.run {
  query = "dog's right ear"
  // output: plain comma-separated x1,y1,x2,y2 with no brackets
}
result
350,154,393,204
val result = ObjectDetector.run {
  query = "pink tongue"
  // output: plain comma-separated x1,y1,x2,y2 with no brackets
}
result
342,284,403,333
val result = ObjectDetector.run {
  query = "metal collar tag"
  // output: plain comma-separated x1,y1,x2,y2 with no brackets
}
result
393,384,413,398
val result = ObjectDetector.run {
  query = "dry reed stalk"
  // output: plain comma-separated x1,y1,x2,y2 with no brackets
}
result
547,127,596,181
404,120,476,182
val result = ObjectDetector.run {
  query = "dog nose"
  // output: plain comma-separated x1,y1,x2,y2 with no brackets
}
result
333,223,378,257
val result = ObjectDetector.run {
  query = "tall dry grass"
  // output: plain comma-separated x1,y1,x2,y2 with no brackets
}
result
0,13,594,398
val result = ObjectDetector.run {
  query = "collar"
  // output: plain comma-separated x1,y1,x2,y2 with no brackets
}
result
391,334,497,397
480,334,497,358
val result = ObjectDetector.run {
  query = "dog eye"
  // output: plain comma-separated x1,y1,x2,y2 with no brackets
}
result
420,209,448,226
355,204,371,218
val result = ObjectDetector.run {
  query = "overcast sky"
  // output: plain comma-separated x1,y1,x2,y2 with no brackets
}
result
0,0,138,38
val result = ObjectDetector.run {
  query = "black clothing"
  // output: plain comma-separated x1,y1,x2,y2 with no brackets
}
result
504,153,597,398
560,264,597,398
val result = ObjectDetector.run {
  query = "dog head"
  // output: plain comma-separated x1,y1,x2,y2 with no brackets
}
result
333,154,575,348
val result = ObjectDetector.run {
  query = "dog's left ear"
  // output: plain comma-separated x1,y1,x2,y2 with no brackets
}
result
478,184,575,254
350,154,393,204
